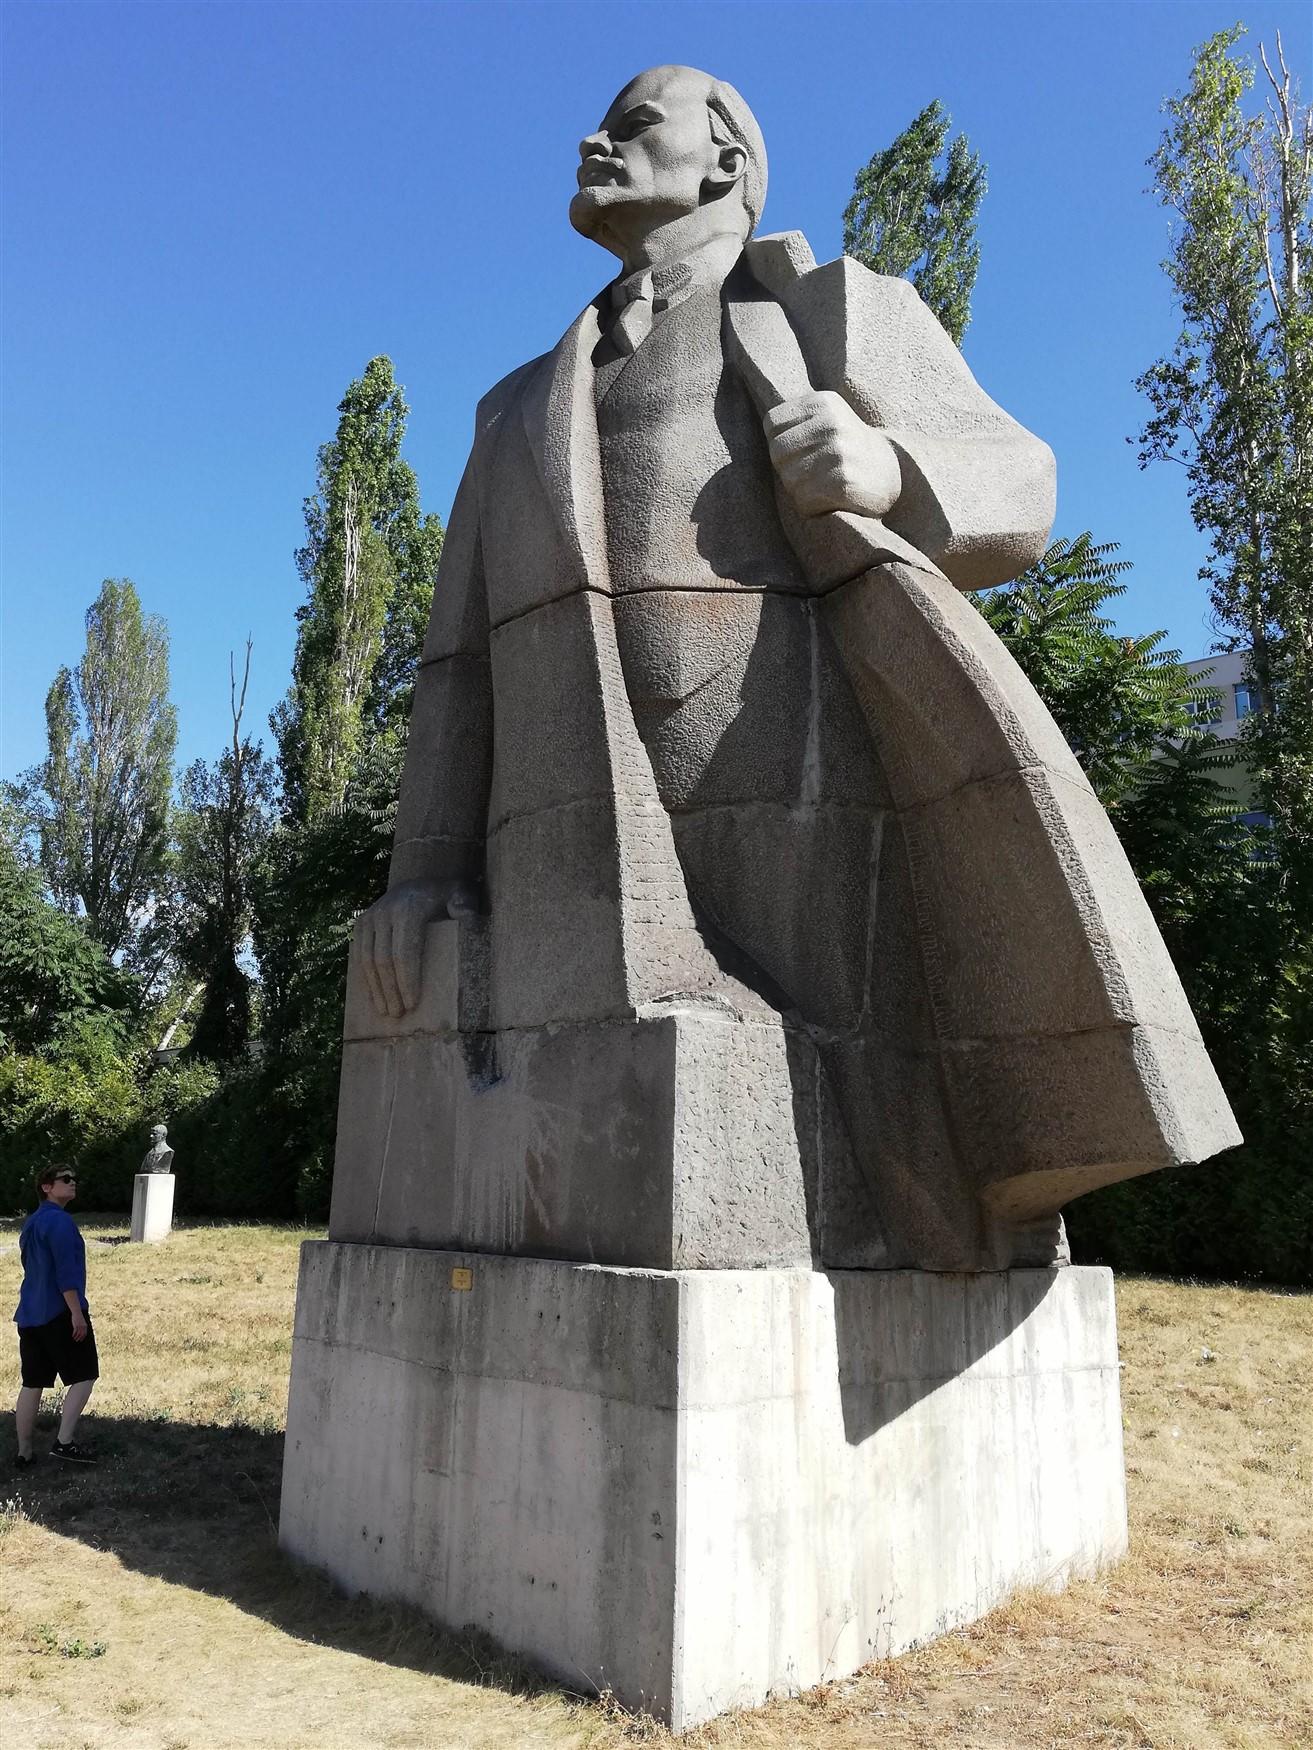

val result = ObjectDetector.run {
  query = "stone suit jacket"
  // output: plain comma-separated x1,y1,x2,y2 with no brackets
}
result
388,233,1240,1227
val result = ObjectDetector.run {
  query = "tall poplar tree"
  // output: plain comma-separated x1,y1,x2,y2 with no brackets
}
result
35,578,177,957
172,645,276,1061
1135,26,1312,888
274,356,443,821
253,357,442,1211
843,99,987,345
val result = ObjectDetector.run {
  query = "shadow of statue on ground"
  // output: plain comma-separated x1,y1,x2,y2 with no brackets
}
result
12,1412,566,1701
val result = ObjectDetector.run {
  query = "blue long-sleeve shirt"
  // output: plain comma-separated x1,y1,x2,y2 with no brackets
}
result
14,1200,89,1328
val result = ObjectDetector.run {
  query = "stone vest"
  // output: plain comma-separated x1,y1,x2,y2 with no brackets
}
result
594,275,807,598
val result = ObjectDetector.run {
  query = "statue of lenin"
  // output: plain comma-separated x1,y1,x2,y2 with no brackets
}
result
343,65,1238,1273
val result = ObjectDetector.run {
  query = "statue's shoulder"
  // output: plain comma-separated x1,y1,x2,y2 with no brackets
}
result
474,356,547,438
745,231,924,320
745,233,982,429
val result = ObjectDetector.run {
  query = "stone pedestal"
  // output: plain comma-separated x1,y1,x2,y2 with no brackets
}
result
279,1242,1126,1729
329,920,836,1271
130,1172,174,1243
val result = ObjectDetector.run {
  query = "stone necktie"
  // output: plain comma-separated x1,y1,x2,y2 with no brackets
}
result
609,262,695,356
612,270,655,356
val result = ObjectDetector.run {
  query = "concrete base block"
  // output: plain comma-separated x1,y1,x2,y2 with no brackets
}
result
279,1245,1127,1728
129,1172,174,1243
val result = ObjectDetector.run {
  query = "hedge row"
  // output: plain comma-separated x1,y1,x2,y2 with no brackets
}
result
0,1049,327,1221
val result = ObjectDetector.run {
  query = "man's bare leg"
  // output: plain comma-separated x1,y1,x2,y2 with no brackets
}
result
14,1386,41,1460
57,1379,94,1445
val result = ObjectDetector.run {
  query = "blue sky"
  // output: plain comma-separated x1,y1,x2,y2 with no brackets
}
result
2,0,1308,781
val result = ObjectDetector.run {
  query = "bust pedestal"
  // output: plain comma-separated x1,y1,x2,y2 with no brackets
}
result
130,1172,174,1243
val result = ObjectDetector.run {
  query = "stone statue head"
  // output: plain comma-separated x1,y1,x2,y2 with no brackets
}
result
150,1124,167,1145
569,65,768,260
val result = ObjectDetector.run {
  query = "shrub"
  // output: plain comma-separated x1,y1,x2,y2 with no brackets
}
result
0,1048,143,1214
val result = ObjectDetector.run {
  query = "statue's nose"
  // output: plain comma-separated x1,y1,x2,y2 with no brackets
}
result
579,131,610,161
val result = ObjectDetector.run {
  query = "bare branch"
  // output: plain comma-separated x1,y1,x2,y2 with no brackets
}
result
229,637,253,774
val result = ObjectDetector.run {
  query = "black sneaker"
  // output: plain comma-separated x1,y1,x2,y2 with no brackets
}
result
49,1439,97,1465
15,1452,34,1469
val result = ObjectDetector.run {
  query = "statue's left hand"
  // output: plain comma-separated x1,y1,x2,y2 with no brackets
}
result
356,877,478,1019
764,390,902,520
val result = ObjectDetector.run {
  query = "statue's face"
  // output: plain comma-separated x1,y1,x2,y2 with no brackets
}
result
151,1126,166,1143
570,66,721,244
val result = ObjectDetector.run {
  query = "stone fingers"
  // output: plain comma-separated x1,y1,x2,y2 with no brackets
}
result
769,439,852,516
393,902,425,1015
372,911,406,1019
763,396,824,438
356,912,390,1019
766,414,832,463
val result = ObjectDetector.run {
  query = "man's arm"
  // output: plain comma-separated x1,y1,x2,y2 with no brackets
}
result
50,1216,88,1338
63,1288,87,1340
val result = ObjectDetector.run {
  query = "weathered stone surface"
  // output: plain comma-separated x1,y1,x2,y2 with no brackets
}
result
671,799,883,1027
487,595,618,827
420,459,492,663
391,653,492,858
821,559,1241,1209
129,1172,174,1243
283,64,1244,1725
352,97,1238,1266
779,254,1057,589
332,924,817,1269
342,917,488,1041
966,1021,1245,1220
280,1243,1127,1729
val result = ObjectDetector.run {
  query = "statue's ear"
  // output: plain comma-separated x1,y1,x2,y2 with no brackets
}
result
704,142,747,200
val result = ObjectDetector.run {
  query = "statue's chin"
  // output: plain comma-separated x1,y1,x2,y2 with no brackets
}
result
569,187,618,238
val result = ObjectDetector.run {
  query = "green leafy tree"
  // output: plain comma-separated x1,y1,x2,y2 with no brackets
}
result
979,539,1312,1283
974,534,1212,807
250,739,399,1212
0,802,146,1215
1136,26,1313,894
843,98,987,344
1070,737,1312,1285
249,358,441,1211
171,645,277,1061
29,578,177,957
274,357,443,821
0,803,138,1055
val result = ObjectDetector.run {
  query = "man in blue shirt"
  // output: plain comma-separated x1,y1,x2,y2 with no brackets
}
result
13,1164,99,1465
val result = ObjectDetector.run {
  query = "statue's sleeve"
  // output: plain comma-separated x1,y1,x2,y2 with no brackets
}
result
388,452,493,889
782,260,1056,590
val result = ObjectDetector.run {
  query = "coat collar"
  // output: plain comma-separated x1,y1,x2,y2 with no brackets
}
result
519,300,611,592
519,242,746,587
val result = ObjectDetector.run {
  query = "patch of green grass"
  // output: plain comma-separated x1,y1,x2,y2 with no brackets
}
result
31,1623,107,1660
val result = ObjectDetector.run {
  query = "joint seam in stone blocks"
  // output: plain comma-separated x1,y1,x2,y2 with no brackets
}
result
290,1334,683,1413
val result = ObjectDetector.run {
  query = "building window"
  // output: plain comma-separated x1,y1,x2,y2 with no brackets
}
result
1234,683,1259,719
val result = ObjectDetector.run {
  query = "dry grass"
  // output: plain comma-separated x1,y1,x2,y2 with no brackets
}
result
1,1217,1309,1749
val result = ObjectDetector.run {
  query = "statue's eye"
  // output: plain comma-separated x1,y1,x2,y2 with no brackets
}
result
615,110,658,141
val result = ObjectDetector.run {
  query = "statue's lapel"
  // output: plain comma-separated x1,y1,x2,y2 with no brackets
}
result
520,300,611,592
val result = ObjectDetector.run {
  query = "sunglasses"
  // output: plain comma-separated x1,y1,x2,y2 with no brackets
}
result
52,1173,78,1184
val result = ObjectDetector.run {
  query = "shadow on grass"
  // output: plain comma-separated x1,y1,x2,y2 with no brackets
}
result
12,1412,569,1705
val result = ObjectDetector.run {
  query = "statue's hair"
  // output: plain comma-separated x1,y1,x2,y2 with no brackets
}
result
704,78,767,234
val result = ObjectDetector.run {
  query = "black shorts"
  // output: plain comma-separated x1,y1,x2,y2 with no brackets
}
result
18,1309,100,1389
